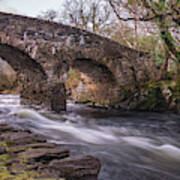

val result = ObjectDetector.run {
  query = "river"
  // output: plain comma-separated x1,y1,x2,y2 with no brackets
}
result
0,94,180,180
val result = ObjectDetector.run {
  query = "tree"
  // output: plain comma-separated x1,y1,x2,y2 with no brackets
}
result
60,0,113,33
37,9,58,21
108,0,180,62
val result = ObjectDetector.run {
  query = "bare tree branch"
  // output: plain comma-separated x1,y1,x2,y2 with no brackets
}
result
108,0,173,22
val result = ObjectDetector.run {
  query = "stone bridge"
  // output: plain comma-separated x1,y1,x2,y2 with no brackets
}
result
0,12,156,112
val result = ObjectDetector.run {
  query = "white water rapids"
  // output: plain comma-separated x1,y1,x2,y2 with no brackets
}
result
1,95,180,180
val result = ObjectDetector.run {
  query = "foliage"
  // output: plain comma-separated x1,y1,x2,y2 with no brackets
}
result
108,0,180,64
111,24,166,67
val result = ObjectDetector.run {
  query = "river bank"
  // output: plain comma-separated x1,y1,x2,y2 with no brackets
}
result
66,73,180,114
0,123,101,180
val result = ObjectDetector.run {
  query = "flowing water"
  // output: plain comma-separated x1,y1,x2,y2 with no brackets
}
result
1,94,180,180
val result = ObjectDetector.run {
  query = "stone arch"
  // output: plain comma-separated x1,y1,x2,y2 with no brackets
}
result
72,58,116,84
0,43,48,105
0,44,46,76
66,58,118,106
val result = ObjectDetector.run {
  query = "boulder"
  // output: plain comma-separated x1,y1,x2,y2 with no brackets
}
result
19,147,69,163
49,155,101,180
0,57,17,91
0,131,46,145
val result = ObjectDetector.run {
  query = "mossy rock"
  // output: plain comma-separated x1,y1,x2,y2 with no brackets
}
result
137,82,168,111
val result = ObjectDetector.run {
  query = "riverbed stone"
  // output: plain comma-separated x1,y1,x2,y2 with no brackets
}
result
49,155,101,180
0,124,101,179
0,124,16,134
0,57,17,91
19,147,69,163
9,143,57,154
0,131,46,145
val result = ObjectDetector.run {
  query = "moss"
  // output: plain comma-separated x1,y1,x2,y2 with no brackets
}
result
37,178,66,180
8,90,19,95
6,140,16,147
0,160,47,180
0,154,14,180
135,81,166,111
0,154,10,162
0,168,42,180
76,97,110,108
66,68,81,89
0,167,14,180
68,68,81,79
76,98,91,104
147,87,164,110
0,142,8,149
0,145,49,180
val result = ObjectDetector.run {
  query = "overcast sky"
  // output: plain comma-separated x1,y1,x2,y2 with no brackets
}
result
0,0,62,17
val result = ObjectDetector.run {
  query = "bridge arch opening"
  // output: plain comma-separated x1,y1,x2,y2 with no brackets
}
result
66,58,117,106
0,43,47,105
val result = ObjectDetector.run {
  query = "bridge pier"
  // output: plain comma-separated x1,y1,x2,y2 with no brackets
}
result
20,81,66,113
50,83,66,112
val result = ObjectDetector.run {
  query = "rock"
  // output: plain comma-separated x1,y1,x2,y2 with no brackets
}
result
0,124,101,179
49,155,101,180
0,57,17,91
0,131,46,145
0,146,6,154
8,143,57,154
0,124,15,133
19,147,69,163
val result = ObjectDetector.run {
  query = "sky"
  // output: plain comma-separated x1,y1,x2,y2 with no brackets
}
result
0,0,62,17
